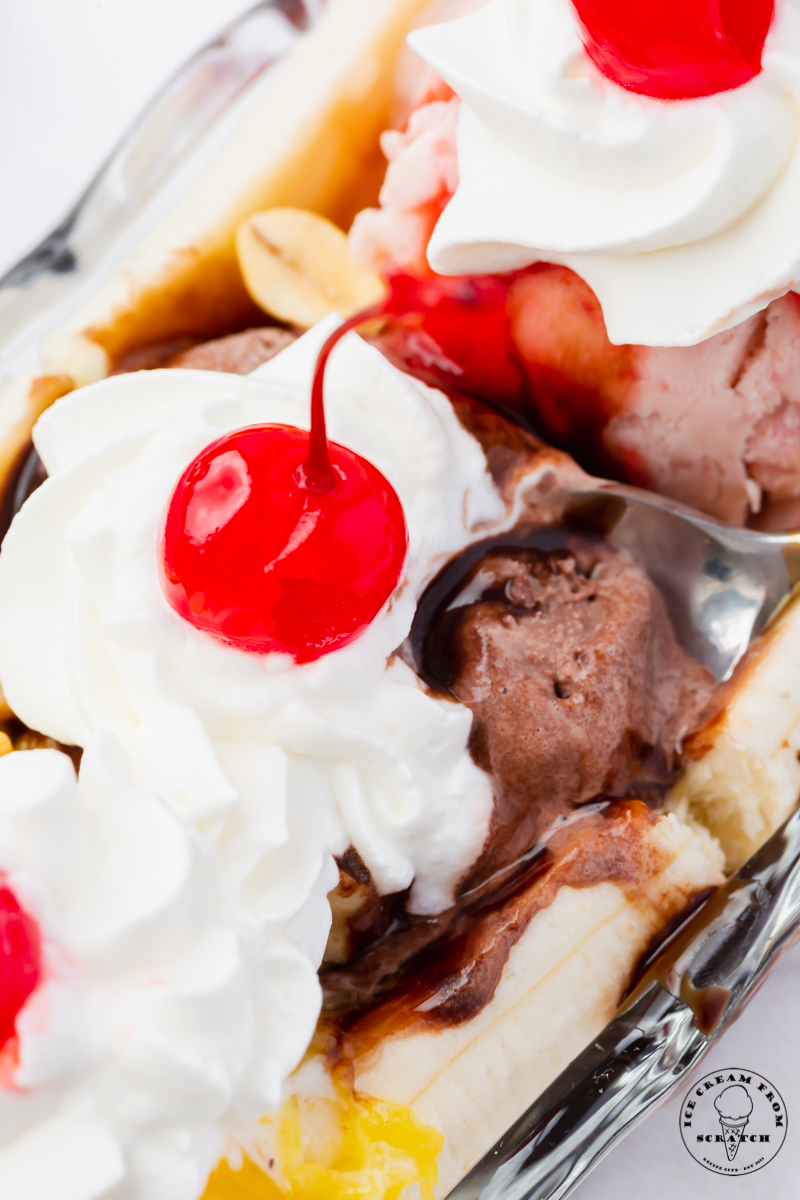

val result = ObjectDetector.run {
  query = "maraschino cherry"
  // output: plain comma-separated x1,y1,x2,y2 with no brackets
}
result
571,0,775,99
161,309,408,663
0,881,41,1053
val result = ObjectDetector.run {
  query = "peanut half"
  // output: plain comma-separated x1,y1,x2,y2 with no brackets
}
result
236,208,387,329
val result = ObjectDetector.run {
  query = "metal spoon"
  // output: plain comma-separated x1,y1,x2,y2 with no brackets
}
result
561,479,800,681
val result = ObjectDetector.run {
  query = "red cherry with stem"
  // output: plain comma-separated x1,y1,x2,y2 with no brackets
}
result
161,308,408,663
0,881,41,1053
570,0,775,99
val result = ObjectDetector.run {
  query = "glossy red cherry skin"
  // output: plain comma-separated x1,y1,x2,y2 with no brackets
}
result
161,425,408,663
0,882,41,1053
571,0,774,99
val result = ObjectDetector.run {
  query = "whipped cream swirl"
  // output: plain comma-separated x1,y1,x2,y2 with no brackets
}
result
0,744,320,1200
411,0,800,346
0,326,512,922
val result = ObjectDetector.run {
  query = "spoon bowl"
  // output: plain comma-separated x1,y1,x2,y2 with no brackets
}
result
563,480,800,680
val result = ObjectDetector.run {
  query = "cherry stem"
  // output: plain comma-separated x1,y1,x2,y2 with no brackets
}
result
305,304,389,493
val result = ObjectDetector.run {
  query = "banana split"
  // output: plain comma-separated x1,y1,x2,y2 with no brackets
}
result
0,0,800,1198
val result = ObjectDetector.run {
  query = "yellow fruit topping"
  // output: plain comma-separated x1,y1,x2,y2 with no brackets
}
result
203,1067,444,1200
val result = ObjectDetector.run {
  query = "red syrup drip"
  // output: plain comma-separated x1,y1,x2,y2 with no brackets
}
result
379,271,529,415
374,266,655,487
0,882,41,1054
571,0,775,99
160,308,408,663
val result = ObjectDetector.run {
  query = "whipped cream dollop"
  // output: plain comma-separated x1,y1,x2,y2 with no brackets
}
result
0,325,517,923
410,0,800,346
0,744,320,1200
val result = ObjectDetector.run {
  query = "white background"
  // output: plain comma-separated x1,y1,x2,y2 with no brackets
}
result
0,0,255,276
2,3,800,1197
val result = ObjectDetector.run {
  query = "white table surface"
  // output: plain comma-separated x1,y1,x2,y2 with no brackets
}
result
2,3,799,1197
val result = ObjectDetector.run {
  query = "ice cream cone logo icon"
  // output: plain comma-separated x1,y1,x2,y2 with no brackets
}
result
680,1068,787,1174
714,1085,754,1161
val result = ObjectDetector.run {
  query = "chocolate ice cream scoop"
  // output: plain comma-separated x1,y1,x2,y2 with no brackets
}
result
166,326,297,373
323,529,720,1015
415,538,716,890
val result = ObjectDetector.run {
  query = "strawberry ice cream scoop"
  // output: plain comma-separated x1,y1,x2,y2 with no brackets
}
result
352,98,800,526
510,272,800,525
350,97,460,278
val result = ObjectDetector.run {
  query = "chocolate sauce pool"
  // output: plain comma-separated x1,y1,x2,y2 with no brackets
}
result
0,445,46,542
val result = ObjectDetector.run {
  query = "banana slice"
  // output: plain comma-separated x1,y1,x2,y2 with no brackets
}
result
237,209,386,327
39,0,429,383
668,592,800,871
347,809,721,1197
204,806,722,1200
0,371,73,523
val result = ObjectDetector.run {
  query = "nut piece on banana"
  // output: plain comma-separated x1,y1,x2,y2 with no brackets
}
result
236,208,387,328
